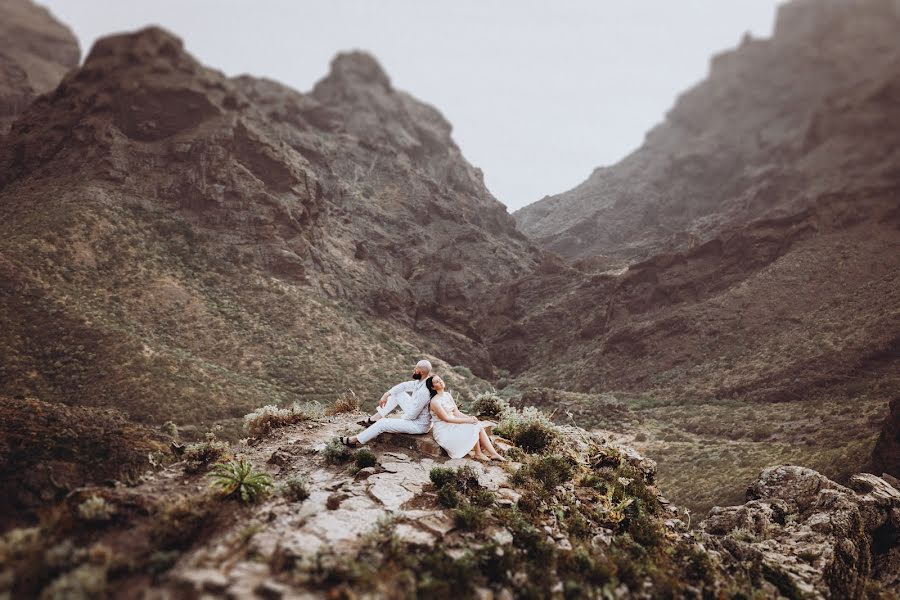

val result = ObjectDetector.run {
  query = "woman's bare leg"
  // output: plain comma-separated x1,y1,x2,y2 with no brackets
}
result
479,429,507,461
471,440,488,461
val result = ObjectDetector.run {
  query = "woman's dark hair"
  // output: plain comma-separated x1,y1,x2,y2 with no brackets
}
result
425,376,437,399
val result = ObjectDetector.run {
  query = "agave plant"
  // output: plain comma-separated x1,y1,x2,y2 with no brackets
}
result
208,459,273,503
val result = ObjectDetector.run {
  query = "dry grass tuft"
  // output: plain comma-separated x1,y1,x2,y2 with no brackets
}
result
326,389,360,416
243,402,323,439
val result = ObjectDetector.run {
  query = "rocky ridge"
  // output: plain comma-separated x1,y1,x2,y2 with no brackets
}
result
0,413,896,598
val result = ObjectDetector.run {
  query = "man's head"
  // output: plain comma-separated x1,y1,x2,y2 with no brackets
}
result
412,359,432,380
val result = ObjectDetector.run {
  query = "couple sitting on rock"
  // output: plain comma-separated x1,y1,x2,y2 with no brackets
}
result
340,360,506,461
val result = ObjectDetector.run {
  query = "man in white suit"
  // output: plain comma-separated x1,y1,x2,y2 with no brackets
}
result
340,359,434,446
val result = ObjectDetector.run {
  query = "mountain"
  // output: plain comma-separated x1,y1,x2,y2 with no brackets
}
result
514,0,900,264
483,0,900,513
0,0,79,133
0,26,537,433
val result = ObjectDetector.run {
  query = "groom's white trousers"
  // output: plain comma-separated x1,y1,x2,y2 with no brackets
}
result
356,392,430,444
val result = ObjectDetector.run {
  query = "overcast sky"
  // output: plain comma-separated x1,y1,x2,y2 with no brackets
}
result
41,1,782,211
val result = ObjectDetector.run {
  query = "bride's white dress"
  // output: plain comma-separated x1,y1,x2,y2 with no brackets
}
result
430,392,488,459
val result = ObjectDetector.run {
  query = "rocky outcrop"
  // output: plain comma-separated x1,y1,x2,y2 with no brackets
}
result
870,397,900,480
703,466,900,598
514,0,900,263
0,0,79,133
1,412,896,598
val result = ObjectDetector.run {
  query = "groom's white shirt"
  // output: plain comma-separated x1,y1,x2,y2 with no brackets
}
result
380,378,432,428
356,378,432,444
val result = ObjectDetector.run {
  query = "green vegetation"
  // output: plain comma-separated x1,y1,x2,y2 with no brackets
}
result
182,432,231,473
76,495,116,523
322,438,355,465
354,447,377,470
279,476,310,503
494,405,560,453
208,459,273,503
470,391,508,419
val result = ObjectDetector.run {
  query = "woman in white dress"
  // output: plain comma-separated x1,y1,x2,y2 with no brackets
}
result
427,375,506,461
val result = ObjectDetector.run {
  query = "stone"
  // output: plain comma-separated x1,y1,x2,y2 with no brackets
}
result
368,479,416,511
268,449,292,466
354,467,376,480
394,523,437,546
173,568,229,593
255,580,290,600
702,465,900,599
372,433,445,457
418,511,456,537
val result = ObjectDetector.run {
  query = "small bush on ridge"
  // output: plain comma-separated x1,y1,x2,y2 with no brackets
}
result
323,438,355,465
355,447,377,469
183,433,230,474
243,402,323,439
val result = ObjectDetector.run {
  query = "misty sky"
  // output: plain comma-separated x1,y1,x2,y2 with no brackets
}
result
41,1,782,211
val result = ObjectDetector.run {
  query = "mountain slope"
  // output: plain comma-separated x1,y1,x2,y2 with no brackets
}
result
0,26,536,430
514,0,900,264
485,0,900,514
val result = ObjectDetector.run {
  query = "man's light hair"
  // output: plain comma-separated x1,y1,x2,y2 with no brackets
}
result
416,359,433,374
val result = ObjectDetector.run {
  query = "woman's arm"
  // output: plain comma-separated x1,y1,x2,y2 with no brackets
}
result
446,393,478,423
431,397,477,424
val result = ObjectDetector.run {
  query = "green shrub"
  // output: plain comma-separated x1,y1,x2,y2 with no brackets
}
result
470,489,496,507
355,448,377,469
429,466,457,489
471,392,508,419
515,454,575,490
453,504,485,531
437,486,461,508
323,438,354,465
183,433,230,474
495,406,559,453
77,495,115,522
208,459,273,503
280,476,310,503
454,465,481,494
431,465,486,509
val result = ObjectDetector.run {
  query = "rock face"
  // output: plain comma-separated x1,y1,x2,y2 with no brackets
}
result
703,466,900,598
0,26,536,425
870,397,900,479
481,0,900,407
0,0,79,133
514,0,900,264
